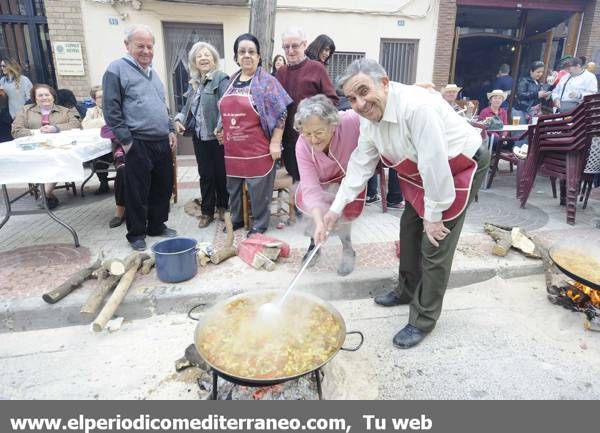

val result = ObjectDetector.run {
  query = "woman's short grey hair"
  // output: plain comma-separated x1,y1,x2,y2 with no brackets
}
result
336,58,388,90
89,85,102,99
124,24,155,43
188,41,220,84
294,95,340,132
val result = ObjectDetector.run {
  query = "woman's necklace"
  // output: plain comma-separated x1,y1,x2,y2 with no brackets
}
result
240,71,255,81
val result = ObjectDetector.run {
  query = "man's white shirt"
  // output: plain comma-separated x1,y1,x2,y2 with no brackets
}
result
330,82,482,222
552,69,597,104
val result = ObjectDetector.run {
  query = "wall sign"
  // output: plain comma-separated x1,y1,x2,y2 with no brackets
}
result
53,42,85,76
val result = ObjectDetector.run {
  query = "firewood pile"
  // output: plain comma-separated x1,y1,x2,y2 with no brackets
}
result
483,223,599,331
41,251,155,332
40,212,239,332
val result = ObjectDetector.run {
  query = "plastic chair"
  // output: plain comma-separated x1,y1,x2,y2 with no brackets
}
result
518,94,600,225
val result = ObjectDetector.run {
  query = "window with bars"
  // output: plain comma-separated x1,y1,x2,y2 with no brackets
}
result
326,51,365,82
379,39,419,84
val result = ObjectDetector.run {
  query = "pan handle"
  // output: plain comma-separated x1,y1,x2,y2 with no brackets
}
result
341,331,364,352
187,303,206,321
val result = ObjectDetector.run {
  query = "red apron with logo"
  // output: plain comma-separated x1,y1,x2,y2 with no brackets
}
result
296,149,366,221
219,87,274,178
381,154,477,221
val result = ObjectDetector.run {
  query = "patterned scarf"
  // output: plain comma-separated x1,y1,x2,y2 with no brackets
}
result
230,66,292,139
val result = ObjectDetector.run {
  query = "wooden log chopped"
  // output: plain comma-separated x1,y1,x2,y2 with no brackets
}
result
483,223,541,258
101,258,126,276
80,275,120,317
141,256,155,274
92,253,146,332
92,267,109,281
42,258,102,304
211,211,237,265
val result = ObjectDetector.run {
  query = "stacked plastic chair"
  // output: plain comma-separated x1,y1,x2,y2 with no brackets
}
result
518,94,600,225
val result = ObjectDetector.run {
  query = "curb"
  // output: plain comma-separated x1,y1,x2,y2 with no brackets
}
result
0,261,545,333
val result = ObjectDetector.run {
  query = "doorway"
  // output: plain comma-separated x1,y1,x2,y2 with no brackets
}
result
451,5,576,110
0,0,56,86
163,22,224,155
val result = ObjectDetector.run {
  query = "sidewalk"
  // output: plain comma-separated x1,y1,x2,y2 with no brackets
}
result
1,157,599,331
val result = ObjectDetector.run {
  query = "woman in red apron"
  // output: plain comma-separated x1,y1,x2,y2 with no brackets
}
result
295,95,366,276
218,33,292,236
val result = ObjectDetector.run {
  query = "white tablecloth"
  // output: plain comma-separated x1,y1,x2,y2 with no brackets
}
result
0,128,111,185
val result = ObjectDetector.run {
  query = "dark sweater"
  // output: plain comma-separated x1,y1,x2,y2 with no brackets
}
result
102,57,173,145
276,58,338,146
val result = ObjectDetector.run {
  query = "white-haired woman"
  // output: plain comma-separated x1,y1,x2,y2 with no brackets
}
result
295,95,366,276
175,41,229,228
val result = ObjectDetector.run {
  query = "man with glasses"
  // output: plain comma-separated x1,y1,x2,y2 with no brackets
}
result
275,26,338,183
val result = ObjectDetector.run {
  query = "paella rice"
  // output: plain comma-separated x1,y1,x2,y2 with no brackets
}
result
197,293,343,380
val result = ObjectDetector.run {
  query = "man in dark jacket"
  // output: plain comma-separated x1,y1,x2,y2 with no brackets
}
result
492,63,513,109
276,26,338,182
103,24,178,251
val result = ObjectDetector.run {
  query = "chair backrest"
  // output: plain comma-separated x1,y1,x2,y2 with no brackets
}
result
467,120,488,140
455,99,480,115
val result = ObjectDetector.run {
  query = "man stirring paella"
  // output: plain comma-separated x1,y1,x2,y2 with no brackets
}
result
322,59,490,349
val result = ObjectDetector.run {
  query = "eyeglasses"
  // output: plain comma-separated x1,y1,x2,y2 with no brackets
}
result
237,49,257,56
282,43,303,51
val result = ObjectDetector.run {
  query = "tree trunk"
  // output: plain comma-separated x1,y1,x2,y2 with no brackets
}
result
42,258,101,304
249,0,277,71
91,253,148,332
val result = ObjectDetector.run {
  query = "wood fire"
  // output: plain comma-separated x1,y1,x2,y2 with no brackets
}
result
566,282,600,307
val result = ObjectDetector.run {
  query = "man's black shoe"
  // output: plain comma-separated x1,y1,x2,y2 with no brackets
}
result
94,183,110,195
302,243,321,266
247,228,266,237
366,193,380,204
130,239,147,251
392,324,428,349
223,221,244,233
374,290,411,306
148,227,177,237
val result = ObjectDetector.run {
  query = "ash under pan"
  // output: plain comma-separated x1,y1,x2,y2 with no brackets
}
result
198,368,324,400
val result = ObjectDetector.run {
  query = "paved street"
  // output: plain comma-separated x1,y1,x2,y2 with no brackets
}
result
0,157,599,332
1,275,599,400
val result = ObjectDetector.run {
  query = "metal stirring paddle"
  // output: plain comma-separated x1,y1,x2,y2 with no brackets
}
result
258,242,323,320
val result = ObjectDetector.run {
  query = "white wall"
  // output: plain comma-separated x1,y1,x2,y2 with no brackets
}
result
80,0,249,87
274,0,437,83
80,0,437,92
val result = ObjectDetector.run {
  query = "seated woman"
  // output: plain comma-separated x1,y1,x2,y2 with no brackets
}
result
11,83,81,209
83,85,126,228
82,85,111,195
295,95,365,276
478,89,510,150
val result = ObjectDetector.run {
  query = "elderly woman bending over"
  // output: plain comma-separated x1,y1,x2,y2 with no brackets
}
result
12,83,81,209
218,33,292,237
175,41,230,228
295,95,365,276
